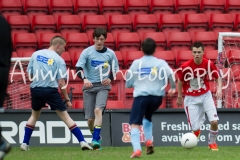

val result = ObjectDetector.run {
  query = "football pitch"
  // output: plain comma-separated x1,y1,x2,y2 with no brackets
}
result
5,146,240,160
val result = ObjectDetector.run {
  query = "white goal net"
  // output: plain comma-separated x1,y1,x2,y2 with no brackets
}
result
4,58,31,109
218,32,240,108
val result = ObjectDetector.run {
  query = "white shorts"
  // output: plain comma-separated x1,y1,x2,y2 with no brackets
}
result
184,91,219,131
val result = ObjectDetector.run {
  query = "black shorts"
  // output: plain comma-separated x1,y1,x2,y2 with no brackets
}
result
31,87,66,111
129,95,162,125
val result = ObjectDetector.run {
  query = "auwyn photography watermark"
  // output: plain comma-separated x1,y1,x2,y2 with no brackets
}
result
10,60,230,90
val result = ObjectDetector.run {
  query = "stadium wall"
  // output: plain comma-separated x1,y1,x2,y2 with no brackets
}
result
1,109,240,147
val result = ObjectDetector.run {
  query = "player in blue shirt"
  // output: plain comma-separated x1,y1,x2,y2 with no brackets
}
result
0,16,12,160
20,36,92,151
126,38,176,158
76,28,119,150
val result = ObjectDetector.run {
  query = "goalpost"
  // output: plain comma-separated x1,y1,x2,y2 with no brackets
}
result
218,32,240,108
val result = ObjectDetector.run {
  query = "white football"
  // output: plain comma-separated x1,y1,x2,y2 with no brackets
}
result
180,133,198,149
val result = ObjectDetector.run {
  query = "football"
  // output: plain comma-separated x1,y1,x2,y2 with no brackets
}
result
180,133,198,149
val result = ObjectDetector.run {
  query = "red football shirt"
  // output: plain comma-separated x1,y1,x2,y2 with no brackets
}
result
177,58,219,96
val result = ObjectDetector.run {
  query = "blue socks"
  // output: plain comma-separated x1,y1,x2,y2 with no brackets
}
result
131,128,141,151
70,124,85,142
142,118,153,141
23,124,34,145
93,126,101,141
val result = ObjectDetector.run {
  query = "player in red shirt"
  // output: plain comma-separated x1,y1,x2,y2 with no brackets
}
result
177,41,222,151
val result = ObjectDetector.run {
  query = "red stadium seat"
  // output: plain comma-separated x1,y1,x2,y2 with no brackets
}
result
175,0,199,16
99,0,124,16
24,0,48,16
204,50,218,64
149,0,174,15
141,32,166,51
124,0,149,19
124,87,134,108
209,14,234,38
116,32,140,53
73,100,83,109
106,100,125,109
0,0,22,16
74,0,98,19
225,0,240,18
229,65,240,81
209,81,217,93
200,0,225,20
158,14,183,38
12,52,18,58
228,82,240,108
38,33,61,49
154,51,175,68
31,15,56,37
167,32,192,57
176,50,192,67
7,15,30,33
13,33,37,54
61,52,71,68
49,0,73,16
114,51,124,69
184,14,208,38
234,14,240,31
133,14,157,38
193,32,217,51
68,69,82,82
227,50,240,65
82,15,107,35
65,33,88,56
124,51,143,68
57,15,81,37
108,15,132,39
87,32,115,50
67,83,84,101
18,51,34,57
72,50,83,68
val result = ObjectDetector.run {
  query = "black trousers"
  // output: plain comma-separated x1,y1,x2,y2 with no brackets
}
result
0,16,12,144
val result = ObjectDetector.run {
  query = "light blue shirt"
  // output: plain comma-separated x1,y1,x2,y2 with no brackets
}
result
27,49,67,88
76,46,119,83
126,55,173,97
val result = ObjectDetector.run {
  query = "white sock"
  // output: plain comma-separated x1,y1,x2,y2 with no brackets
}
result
208,130,218,144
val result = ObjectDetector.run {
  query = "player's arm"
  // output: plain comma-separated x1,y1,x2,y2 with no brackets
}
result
177,80,183,106
125,61,135,88
163,61,176,96
216,78,222,100
211,61,222,100
58,63,72,108
176,66,184,107
26,55,34,80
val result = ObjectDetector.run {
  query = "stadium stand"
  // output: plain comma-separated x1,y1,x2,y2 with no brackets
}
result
149,0,174,15
200,0,225,20
24,0,49,16
5,0,240,109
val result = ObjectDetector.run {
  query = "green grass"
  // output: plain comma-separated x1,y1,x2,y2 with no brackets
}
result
5,146,240,160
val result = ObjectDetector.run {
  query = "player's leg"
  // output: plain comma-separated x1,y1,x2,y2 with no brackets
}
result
129,96,150,158
0,77,12,157
93,84,110,150
184,95,205,138
46,88,92,150
203,91,219,151
21,88,44,151
83,86,98,148
55,110,92,150
21,109,41,151
143,96,162,155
